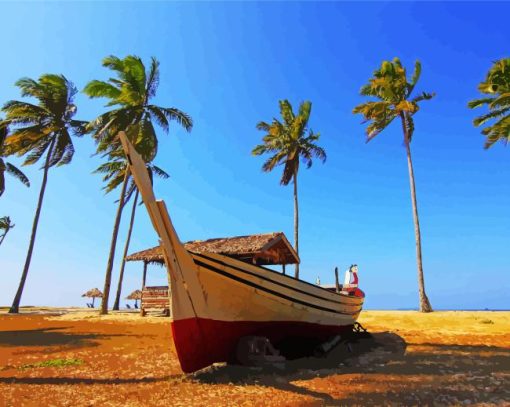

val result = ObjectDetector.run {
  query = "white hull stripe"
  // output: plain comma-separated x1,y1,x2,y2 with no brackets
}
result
193,258,360,316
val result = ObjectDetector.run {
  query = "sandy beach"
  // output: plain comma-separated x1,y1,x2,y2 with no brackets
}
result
0,309,508,406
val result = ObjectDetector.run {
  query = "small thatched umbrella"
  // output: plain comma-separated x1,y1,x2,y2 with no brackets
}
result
81,288,103,308
126,289,142,308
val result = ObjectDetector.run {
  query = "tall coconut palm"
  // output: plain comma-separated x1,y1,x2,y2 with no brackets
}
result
353,58,434,312
0,121,30,196
468,58,510,148
252,100,326,279
94,155,169,311
84,55,192,314
0,216,15,246
2,74,87,313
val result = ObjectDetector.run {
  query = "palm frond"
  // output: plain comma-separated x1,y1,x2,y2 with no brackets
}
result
150,164,169,179
146,57,160,99
159,107,193,132
5,162,30,187
297,101,312,123
256,121,271,131
24,137,52,166
261,152,284,173
407,60,422,96
48,129,73,167
411,92,436,104
481,115,510,148
281,156,298,186
2,100,48,123
147,105,169,133
473,107,510,127
489,93,510,109
279,100,295,127
468,97,495,109
83,80,121,99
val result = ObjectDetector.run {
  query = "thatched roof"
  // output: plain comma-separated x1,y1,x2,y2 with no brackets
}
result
82,288,103,298
126,289,142,300
126,232,299,266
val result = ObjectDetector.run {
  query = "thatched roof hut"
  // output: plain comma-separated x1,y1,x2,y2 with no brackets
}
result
126,289,142,300
126,232,299,266
82,288,103,298
81,288,103,308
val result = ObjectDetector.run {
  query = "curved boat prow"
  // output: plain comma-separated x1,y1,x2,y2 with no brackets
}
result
119,132,208,322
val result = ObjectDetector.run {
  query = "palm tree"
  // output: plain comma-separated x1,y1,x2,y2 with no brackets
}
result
2,74,87,313
0,216,15,246
0,121,30,196
84,55,193,314
468,58,510,148
252,100,326,279
94,156,169,311
353,58,434,313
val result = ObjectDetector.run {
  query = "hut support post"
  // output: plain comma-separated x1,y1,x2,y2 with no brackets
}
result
142,261,148,289
282,264,286,275
335,267,340,293
92,297,95,307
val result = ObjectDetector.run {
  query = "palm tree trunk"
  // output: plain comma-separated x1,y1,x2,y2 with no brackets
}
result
293,169,300,279
401,115,433,313
0,227,9,246
100,168,130,315
113,188,139,310
9,138,56,314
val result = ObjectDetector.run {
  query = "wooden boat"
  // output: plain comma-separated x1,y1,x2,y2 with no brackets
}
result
119,132,365,373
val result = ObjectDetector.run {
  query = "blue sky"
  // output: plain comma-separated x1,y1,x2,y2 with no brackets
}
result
1,2,508,310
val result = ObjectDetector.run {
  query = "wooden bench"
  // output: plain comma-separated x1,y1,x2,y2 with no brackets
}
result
141,286,170,317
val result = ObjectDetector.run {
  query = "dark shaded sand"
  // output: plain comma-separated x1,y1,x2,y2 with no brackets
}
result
0,310,508,406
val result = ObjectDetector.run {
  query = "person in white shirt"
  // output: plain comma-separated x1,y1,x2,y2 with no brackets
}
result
344,264,359,295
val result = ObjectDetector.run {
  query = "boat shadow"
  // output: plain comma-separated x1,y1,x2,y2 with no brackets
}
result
192,332,510,405
192,331,406,403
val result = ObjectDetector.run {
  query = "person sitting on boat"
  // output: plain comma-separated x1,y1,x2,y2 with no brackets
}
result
343,264,360,295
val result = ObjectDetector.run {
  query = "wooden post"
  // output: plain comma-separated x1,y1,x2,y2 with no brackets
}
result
335,267,340,293
141,261,148,316
282,264,286,275
142,261,148,289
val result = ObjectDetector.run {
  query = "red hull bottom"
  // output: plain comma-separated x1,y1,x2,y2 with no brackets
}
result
171,317,354,373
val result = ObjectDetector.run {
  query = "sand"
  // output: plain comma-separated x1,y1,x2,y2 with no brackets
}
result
0,309,508,406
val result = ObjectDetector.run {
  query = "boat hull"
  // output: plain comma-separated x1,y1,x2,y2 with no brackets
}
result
170,252,364,373
171,317,355,373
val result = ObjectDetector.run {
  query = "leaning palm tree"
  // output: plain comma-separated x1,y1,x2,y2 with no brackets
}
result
468,58,510,148
353,58,434,313
2,74,87,313
252,100,326,279
94,154,169,311
84,55,192,314
0,121,30,196
0,216,15,246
